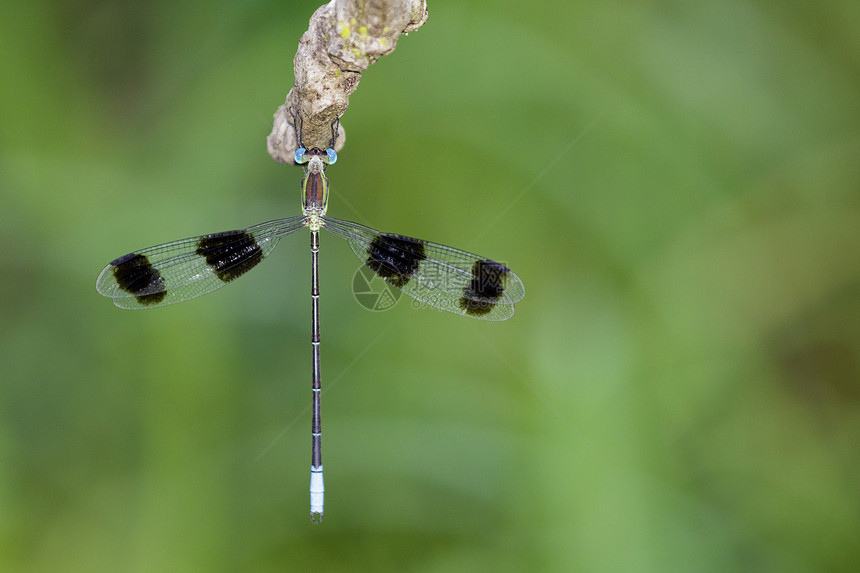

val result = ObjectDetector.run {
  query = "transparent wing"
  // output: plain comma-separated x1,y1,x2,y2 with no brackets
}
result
323,216,524,321
96,216,308,309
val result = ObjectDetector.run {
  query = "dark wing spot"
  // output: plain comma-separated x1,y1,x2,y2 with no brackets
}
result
111,253,167,305
459,259,509,317
366,234,426,288
196,231,263,283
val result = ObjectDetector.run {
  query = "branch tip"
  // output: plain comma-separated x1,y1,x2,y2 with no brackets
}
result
267,0,428,164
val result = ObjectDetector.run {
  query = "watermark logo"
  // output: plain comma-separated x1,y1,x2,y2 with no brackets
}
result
351,265,403,312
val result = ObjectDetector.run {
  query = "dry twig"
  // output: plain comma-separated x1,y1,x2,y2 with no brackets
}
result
267,0,428,163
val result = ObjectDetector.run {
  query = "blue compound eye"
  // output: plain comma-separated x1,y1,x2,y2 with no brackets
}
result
325,148,337,165
294,148,307,164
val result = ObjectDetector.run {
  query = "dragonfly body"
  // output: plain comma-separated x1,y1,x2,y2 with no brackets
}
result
97,135,524,521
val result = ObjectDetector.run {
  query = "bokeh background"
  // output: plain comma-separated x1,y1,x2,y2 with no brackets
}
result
2,0,859,571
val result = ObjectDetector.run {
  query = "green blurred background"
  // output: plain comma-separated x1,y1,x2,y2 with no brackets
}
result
2,0,859,571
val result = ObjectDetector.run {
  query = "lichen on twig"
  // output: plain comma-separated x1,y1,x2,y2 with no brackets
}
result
267,0,428,164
